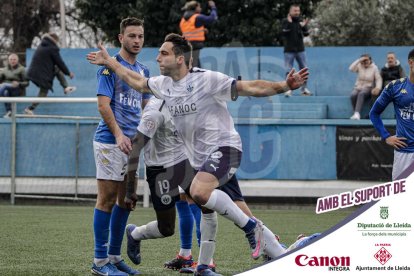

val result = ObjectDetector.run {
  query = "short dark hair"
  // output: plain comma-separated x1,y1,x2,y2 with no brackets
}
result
408,49,414,60
361,53,372,61
120,17,144,34
164,33,193,68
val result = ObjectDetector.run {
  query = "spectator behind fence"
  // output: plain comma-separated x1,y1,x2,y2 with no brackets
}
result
24,32,76,115
380,52,406,90
349,54,382,120
281,3,312,97
179,0,218,68
0,53,29,118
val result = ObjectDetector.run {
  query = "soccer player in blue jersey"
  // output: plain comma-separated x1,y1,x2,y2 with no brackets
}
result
370,49,414,180
91,17,151,276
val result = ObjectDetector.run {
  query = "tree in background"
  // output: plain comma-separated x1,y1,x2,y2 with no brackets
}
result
0,0,103,64
75,0,317,47
311,0,414,46
0,0,60,55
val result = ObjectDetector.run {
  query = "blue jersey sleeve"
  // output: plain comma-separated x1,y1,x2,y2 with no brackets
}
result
96,67,115,98
370,84,394,140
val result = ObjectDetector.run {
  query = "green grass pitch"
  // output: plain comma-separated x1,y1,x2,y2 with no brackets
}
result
0,204,355,275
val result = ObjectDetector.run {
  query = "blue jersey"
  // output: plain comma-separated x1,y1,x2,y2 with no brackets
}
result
370,77,414,153
94,53,151,144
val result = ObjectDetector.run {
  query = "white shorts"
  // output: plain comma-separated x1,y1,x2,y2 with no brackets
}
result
392,150,414,180
93,141,128,181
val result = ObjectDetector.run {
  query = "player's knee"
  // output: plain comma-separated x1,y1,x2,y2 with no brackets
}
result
96,196,117,212
158,222,175,237
191,190,209,206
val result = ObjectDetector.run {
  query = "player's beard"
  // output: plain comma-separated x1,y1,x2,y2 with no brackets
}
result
123,44,140,56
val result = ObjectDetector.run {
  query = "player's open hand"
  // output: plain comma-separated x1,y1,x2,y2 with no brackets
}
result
125,194,138,211
116,134,132,154
386,135,407,149
87,42,110,66
286,68,309,90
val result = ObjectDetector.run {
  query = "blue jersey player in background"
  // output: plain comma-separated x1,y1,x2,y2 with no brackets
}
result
91,17,151,276
370,48,414,181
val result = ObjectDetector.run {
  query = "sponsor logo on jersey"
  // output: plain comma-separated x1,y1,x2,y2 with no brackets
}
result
186,83,194,93
211,151,223,159
146,120,156,130
101,69,110,76
161,194,172,205
400,88,407,94
168,103,197,116
119,89,142,108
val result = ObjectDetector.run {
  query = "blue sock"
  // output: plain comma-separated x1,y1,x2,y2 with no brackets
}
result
108,204,130,256
93,208,111,259
176,200,193,250
241,218,256,233
189,203,201,247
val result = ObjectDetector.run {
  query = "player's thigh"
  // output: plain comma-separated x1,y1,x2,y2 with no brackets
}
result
198,146,242,187
146,159,194,211
96,179,122,211
155,207,176,237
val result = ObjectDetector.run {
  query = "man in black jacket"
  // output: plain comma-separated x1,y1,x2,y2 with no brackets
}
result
24,32,76,115
281,4,311,96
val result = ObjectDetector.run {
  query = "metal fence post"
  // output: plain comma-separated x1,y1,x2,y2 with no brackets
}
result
10,102,17,205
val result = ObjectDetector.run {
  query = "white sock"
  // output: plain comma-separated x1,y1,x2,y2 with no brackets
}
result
131,221,164,240
108,254,122,264
179,248,192,258
94,258,108,267
198,212,218,266
262,225,286,258
202,189,250,228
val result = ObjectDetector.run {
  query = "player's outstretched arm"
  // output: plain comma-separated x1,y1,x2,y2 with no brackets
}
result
87,42,151,93
125,131,150,211
237,68,309,97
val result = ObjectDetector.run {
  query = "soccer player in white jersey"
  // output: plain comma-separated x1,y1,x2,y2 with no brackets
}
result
124,97,289,275
87,33,308,275
91,18,151,276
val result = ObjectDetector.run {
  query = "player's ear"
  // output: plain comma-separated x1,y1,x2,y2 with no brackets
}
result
118,33,123,44
177,55,185,65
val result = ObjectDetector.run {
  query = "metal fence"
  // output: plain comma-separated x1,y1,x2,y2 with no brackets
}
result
0,97,150,207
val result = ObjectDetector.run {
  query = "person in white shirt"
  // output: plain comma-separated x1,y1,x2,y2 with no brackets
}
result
87,33,308,276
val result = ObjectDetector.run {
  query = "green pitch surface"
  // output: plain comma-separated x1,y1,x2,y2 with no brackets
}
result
0,204,355,275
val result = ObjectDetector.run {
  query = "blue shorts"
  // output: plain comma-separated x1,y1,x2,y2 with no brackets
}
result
199,146,242,186
218,174,244,202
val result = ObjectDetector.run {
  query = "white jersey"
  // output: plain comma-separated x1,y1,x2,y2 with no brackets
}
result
137,97,187,168
147,68,242,169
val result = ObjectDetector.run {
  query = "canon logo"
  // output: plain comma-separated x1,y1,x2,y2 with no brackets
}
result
295,254,350,267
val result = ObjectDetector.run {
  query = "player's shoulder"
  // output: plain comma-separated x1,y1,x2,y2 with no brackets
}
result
135,60,150,76
145,97,164,110
385,77,407,91
97,66,114,77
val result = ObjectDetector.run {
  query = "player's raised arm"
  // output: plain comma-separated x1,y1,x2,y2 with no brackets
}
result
236,68,309,97
87,43,151,93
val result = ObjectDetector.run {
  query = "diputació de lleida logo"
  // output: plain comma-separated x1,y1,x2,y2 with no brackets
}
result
380,206,389,219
